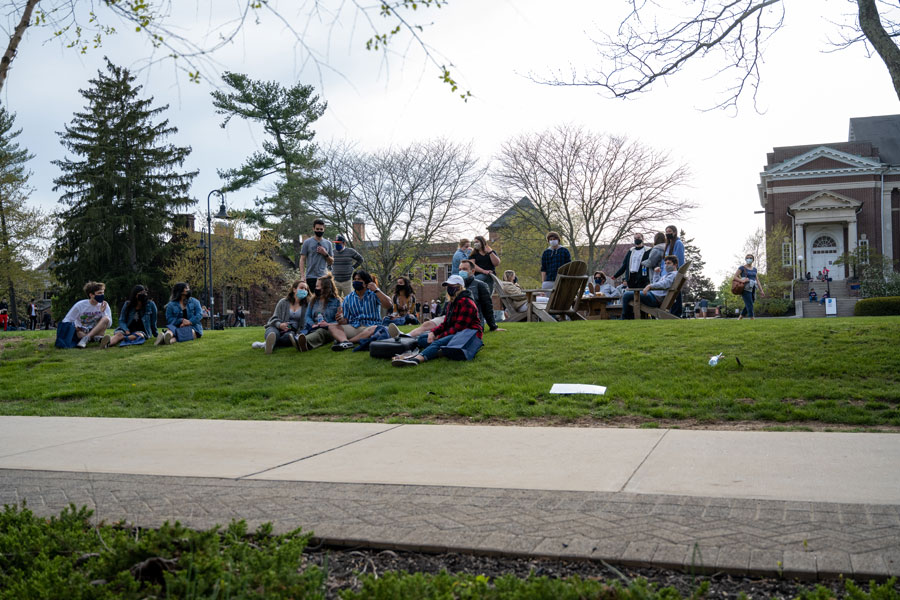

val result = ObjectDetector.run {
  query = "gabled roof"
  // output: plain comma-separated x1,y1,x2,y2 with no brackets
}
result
488,197,537,230
765,145,882,176
789,190,862,212
849,114,900,165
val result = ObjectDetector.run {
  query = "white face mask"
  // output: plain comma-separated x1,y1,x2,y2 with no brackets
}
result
746,258,753,265
473,242,482,250
549,239,559,248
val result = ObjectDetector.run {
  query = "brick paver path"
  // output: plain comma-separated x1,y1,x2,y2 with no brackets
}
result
3,469,898,580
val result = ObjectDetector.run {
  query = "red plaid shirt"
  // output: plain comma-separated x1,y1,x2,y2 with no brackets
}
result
432,293,483,340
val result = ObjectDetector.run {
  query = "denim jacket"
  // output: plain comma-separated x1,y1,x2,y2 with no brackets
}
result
305,296,341,330
117,300,158,338
165,297,204,337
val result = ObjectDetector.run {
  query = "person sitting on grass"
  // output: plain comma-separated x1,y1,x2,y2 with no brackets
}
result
809,288,817,303
382,277,419,326
258,281,309,354
62,281,113,348
294,277,344,352
300,269,390,352
392,275,483,367
105,285,157,348
620,255,678,320
159,282,203,345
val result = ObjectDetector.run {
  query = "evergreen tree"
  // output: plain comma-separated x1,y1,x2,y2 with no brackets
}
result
0,107,43,325
212,73,327,268
52,59,197,310
680,229,715,302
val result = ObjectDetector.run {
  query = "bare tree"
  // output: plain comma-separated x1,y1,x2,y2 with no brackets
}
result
489,124,691,270
540,0,900,110
318,139,484,287
0,1,467,97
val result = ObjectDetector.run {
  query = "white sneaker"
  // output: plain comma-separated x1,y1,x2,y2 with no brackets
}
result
164,331,174,345
251,341,265,349
76,335,89,348
387,323,401,338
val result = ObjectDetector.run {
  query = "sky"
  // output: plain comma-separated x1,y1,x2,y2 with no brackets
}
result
5,0,900,283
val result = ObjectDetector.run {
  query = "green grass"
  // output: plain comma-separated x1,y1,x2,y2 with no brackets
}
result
1,317,899,426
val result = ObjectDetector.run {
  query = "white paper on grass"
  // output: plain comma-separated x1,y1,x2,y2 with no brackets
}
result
550,383,607,395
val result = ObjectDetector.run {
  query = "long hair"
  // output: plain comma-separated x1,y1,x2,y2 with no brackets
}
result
315,277,338,305
473,235,489,255
664,225,679,256
286,280,303,303
170,282,189,302
127,285,148,313
394,277,414,298
653,232,666,246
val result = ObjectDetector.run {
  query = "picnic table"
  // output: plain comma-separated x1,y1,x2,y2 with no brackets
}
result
521,288,547,322
579,295,622,320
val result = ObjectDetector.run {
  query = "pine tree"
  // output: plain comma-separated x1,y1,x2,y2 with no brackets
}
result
52,59,197,310
680,229,715,302
0,106,43,325
212,73,326,268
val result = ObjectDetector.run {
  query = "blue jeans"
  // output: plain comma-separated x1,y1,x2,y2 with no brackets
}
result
621,291,661,319
741,290,755,317
420,335,454,361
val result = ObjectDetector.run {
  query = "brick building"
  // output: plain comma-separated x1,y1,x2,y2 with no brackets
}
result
758,115,900,281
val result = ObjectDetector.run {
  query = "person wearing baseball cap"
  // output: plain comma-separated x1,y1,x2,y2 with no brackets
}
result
392,275,483,367
331,234,364,297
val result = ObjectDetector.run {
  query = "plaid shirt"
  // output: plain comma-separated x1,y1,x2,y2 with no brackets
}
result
541,246,571,282
432,292,483,340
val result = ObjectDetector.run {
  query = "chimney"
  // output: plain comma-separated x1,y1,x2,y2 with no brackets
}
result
173,214,196,232
352,220,365,244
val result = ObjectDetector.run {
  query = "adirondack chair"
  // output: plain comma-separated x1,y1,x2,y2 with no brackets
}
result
629,261,692,319
530,261,589,322
491,274,528,323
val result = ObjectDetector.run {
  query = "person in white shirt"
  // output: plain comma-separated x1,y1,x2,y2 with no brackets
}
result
62,281,113,348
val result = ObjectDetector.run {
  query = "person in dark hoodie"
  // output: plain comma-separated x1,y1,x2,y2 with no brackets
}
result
458,259,501,331
392,275,483,367
614,232,651,289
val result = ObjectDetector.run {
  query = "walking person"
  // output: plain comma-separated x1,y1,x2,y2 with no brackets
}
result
28,298,37,330
331,234,364,297
733,254,764,320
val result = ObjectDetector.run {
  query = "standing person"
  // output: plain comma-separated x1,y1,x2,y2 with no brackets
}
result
391,275,484,367
0,298,8,331
470,235,500,293
28,298,37,330
160,282,203,344
331,234,364,297
540,231,572,290
298,219,334,293
62,282,112,348
613,233,650,289
260,281,309,354
451,238,471,276
664,225,686,316
430,299,438,318
641,232,667,275
106,284,158,348
384,277,419,326
41,311,52,329
235,305,246,327
698,297,709,318
733,254,764,321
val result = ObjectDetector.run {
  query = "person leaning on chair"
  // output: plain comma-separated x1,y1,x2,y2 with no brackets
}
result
614,233,651,289
621,255,678,319
540,231,571,290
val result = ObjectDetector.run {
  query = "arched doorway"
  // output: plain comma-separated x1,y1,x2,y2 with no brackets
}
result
810,234,839,280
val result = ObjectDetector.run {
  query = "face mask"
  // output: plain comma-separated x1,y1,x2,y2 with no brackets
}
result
184,290,192,298
549,239,559,248
666,264,676,272
473,242,482,250
352,281,365,291
94,294,105,303
137,293,148,302
446,286,460,296
594,278,603,285
746,258,753,265
634,239,643,246
666,232,676,240
458,270,469,280
314,230,324,237
335,243,343,250
295,290,308,299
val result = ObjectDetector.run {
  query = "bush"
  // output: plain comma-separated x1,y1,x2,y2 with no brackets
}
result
755,297,792,317
855,296,900,316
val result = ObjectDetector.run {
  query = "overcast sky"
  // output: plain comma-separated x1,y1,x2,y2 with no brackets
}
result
5,0,899,282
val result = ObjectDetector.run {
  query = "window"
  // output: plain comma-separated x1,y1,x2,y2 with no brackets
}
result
858,239,870,265
812,235,838,255
422,264,438,282
781,242,792,267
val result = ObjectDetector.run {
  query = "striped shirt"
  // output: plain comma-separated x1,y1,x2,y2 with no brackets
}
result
332,246,364,282
342,290,382,327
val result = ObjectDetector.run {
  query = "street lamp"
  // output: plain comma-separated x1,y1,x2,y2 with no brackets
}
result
206,189,227,330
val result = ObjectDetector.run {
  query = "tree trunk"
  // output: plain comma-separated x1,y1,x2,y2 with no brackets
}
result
0,193,18,324
858,0,900,101
0,0,40,95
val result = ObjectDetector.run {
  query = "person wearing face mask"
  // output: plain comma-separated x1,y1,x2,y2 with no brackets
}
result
258,281,310,354
734,254,764,320
621,255,679,319
540,231,572,290
161,282,204,344
301,269,392,351
331,234,364,296
470,235,500,294
613,233,651,289
383,277,419,326
62,281,113,348
298,218,335,293
392,275,483,367
457,259,501,331
663,225,686,316
588,271,617,296
106,284,158,348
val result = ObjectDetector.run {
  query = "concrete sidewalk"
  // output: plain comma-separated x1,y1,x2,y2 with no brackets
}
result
1,417,899,580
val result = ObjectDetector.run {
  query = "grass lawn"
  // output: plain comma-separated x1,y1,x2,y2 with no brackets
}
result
1,317,899,427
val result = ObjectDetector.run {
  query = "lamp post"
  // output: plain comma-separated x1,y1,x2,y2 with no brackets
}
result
207,189,228,330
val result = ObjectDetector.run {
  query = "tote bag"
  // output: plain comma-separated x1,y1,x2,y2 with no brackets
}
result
441,328,483,361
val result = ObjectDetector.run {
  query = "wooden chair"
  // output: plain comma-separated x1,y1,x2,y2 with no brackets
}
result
491,274,528,323
531,261,589,322
629,261,692,320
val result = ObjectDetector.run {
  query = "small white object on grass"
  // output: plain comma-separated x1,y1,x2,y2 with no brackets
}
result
550,383,607,395
708,353,724,366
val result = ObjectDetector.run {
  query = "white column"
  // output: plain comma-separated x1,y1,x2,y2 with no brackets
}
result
795,222,805,277
847,219,858,254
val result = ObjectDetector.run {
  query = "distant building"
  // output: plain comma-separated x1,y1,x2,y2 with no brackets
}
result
758,115,900,280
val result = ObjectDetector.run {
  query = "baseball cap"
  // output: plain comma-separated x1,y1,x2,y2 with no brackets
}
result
442,275,464,287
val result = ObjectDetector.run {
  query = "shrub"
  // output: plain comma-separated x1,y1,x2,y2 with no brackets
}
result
755,297,792,317
855,296,900,316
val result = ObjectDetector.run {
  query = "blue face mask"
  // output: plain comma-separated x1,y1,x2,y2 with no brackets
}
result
335,243,343,251
458,270,469,279
295,290,308,299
